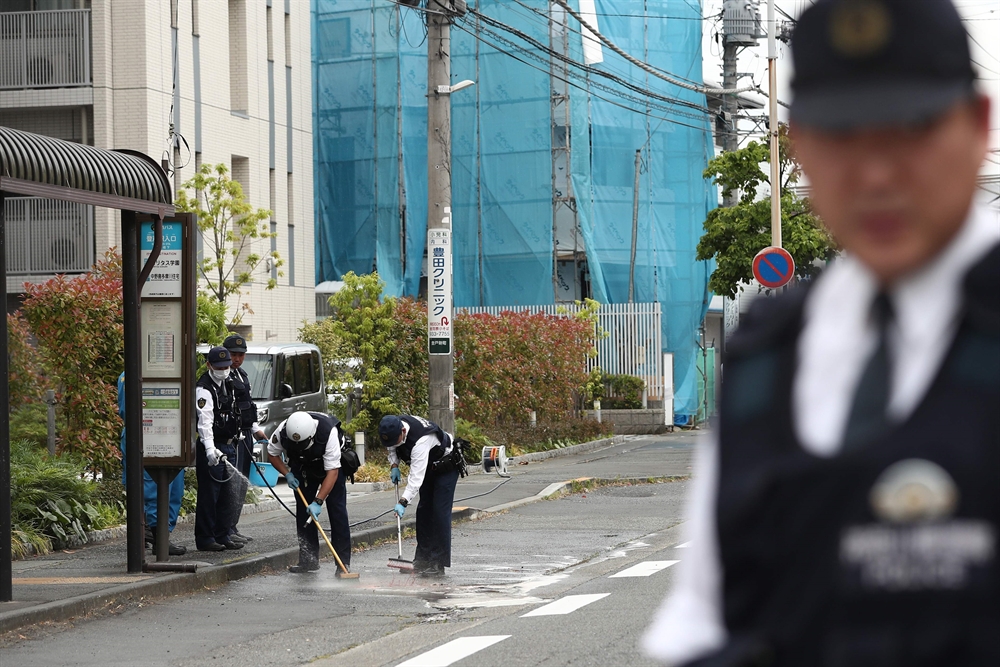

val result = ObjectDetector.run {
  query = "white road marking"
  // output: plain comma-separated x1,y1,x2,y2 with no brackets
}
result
396,635,511,667
676,541,692,549
609,560,679,578
521,593,610,617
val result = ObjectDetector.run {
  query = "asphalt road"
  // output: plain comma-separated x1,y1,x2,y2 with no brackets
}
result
3,433,700,667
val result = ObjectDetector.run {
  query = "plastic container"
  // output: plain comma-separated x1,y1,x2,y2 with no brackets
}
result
249,461,280,488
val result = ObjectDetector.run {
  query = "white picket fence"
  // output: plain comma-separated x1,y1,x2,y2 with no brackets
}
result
457,302,666,406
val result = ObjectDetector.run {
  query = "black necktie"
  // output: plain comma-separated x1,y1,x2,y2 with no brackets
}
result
841,292,894,452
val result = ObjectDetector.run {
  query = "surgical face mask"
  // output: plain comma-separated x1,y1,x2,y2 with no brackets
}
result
209,367,231,382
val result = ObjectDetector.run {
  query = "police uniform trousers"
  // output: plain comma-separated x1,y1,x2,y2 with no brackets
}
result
413,467,460,570
293,468,350,568
194,439,244,548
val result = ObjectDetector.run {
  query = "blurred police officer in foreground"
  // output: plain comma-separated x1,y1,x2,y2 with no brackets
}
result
267,411,351,573
379,414,462,577
222,333,267,544
194,346,245,552
644,1,998,664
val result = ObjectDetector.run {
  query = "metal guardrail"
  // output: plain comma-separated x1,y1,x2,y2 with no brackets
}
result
0,9,91,90
3,196,94,276
458,302,666,403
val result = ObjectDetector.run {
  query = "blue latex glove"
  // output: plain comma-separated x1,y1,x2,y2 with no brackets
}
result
255,438,269,448
394,503,406,518
285,472,299,489
307,502,323,520
390,467,402,485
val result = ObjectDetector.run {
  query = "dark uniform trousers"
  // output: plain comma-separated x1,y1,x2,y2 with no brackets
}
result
194,439,243,548
413,467,460,569
294,467,350,568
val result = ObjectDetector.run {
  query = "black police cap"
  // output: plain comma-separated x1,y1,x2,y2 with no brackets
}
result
223,333,248,353
790,0,976,130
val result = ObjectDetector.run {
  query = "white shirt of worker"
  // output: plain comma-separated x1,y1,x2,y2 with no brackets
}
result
266,418,342,471
643,203,1000,664
386,421,451,504
195,375,262,455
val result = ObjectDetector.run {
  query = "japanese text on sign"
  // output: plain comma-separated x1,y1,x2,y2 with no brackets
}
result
427,228,452,355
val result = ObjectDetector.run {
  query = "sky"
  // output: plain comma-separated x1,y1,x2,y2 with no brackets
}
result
700,0,1000,178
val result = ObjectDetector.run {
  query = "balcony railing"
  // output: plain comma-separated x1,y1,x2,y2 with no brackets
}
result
0,9,91,90
4,196,94,277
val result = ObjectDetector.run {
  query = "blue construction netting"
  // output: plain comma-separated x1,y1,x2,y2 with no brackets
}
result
312,0,716,419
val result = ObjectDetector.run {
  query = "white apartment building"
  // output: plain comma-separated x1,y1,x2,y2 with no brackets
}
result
1,0,315,342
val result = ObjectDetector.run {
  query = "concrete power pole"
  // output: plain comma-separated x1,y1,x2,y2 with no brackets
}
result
427,1,455,434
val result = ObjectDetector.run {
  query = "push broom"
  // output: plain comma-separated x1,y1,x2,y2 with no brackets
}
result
388,482,414,572
295,487,360,579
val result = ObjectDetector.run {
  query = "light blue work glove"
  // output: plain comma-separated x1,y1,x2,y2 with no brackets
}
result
390,467,401,485
307,502,323,520
285,472,299,489
394,503,406,518
255,438,269,448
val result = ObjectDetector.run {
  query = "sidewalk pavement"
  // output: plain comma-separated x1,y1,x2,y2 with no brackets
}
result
0,431,701,634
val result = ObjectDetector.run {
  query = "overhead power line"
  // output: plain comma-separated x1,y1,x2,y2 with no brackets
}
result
550,0,757,95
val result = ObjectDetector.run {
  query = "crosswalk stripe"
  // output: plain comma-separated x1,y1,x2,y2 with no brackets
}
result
396,635,511,667
521,593,610,617
609,560,679,578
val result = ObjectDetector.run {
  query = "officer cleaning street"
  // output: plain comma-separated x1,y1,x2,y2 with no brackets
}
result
379,414,463,577
194,346,246,552
644,1,998,665
222,333,267,545
267,411,352,574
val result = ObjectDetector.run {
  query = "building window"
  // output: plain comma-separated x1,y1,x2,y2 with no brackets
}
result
228,0,248,115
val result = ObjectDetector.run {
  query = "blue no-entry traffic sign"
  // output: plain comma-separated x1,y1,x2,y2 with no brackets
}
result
752,246,795,289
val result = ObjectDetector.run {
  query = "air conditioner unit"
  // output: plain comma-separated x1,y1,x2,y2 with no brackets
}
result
25,38,75,87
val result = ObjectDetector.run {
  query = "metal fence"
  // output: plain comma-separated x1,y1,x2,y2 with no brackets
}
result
0,9,91,90
4,196,94,276
458,302,665,405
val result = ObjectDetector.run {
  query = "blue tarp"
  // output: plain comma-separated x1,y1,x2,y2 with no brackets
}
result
312,0,716,418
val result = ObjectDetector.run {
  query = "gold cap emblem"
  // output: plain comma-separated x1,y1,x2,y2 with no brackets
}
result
829,0,892,58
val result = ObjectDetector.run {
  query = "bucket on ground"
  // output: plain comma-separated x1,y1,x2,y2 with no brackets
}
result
249,461,280,487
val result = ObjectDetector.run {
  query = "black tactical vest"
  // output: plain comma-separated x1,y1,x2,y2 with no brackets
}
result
698,245,1000,667
393,415,449,464
230,366,258,429
281,412,342,480
196,373,243,443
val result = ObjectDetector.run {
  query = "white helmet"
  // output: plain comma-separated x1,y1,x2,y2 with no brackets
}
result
285,412,318,443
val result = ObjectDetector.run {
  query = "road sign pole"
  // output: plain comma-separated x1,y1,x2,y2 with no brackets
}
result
767,0,782,248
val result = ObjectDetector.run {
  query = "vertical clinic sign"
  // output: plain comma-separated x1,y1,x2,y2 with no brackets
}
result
428,224,452,355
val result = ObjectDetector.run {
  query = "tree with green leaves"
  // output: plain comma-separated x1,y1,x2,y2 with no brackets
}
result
175,163,282,324
697,127,837,299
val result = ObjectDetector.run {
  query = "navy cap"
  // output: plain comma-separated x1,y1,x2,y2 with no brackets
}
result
790,0,976,130
206,346,233,368
223,334,248,353
379,415,403,446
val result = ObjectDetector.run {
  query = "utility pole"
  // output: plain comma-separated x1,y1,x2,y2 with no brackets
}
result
721,39,740,205
767,0,782,248
628,148,640,303
427,0,455,434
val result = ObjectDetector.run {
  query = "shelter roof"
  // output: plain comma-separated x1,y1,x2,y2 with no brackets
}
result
0,126,173,216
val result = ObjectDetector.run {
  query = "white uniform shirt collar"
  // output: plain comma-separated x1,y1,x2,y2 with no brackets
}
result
795,204,1000,456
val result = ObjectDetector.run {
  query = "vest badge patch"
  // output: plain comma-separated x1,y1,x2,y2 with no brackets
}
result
840,459,996,591
198,397,206,409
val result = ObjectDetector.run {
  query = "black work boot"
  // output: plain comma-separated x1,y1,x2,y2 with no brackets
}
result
288,562,320,573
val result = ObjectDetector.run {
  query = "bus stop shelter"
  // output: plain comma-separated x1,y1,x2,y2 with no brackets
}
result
0,125,175,601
